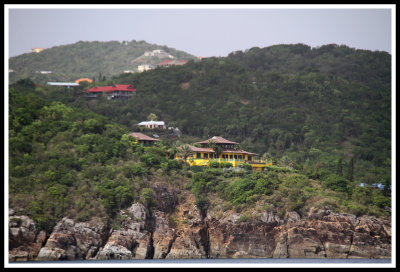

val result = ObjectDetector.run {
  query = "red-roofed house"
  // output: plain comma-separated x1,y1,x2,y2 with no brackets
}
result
87,84,136,99
157,59,188,68
128,132,159,146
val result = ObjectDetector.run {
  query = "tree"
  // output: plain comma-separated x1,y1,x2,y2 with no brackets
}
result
347,157,354,182
177,144,194,165
336,158,343,177
147,113,158,121
324,174,350,193
140,188,157,209
207,139,222,159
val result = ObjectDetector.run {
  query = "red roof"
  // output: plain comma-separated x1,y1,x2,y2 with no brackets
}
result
157,59,173,66
157,59,188,66
184,145,215,153
184,145,256,155
221,149,257,155
129,132,159,141
196,136,239,145
87,84,136,93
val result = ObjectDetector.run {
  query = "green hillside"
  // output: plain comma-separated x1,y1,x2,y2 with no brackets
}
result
9,40,198,84
8,43,392,230
79,44,391,184
8,87,391,233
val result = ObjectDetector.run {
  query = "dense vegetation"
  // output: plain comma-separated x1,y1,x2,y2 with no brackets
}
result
29,43,390,188
8,43,392,232
8,86,187,231
9,40,198,84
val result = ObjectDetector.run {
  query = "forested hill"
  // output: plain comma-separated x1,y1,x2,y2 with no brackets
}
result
11,43,392,196
8,43,392,233
225,44,391,90
8,40,198,84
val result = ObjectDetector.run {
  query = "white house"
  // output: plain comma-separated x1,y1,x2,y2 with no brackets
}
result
46,82,79,88
138,64,154,73
138,121,166,129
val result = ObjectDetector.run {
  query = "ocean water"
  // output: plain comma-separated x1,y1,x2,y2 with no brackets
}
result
10,258,393,268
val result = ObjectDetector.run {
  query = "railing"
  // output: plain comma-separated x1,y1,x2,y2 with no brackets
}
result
190,158,272,165
207,158,270,163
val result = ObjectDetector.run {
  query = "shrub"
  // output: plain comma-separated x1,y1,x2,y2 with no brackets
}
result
323,174,350,192
132,164,146,176
227,178,256,205
140,153,162,168
195,194,210,215
161,159,182,173
282,173,310,188
286,188,307,212
221,162,233,168
253,176,274,195
140,187,157,208
210,161,219,168
344,202,366,217
373,195,391,209
190,165,205,172
239,163,253,171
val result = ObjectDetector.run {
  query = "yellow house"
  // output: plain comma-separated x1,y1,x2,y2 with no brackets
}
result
175,136,272,171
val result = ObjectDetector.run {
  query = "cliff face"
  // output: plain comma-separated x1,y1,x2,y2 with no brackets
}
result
9,190,391,262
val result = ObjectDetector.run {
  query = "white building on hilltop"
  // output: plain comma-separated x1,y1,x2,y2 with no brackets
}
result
46,82,79,88
138,121,166,129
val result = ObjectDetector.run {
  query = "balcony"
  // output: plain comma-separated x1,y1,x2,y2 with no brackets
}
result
188,157,272,168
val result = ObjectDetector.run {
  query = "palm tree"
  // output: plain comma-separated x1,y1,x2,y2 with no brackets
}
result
168,140,183,159
177,144,194,165
147,113,158,121
208,139,222,159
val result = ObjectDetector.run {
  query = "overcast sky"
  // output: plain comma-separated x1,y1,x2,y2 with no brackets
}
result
6,5,394,58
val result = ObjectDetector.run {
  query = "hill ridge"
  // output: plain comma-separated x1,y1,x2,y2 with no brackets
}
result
9,39,198,84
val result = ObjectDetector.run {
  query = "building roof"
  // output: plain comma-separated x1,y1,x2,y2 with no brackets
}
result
75,78,93,84
182,145,256,155
47,82,79,86
186,145,215,153
157,59,188,66
87,84,136,93
138,121,165,126
221,149,257,155
157,59,173,66
196,136,239,145
128,132,159,141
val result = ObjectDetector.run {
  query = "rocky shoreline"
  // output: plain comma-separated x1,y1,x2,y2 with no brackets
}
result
9,190,391,262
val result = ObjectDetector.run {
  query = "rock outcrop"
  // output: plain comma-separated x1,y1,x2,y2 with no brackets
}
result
8,210,47,262
9,198,391,262
36,217,108,261
95,203,151,260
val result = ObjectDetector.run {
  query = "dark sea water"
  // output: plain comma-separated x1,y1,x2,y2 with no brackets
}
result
9,258,393,268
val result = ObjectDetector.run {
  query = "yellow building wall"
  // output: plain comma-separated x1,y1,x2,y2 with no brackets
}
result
174,151,272,169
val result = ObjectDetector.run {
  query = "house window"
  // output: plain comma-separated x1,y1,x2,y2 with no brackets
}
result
248,156,252,161
204,153,208,159
196,153,201,159
234,155,238,159
230,155,233,159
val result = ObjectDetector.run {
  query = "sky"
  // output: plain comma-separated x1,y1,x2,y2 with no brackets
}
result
6,5,394,58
